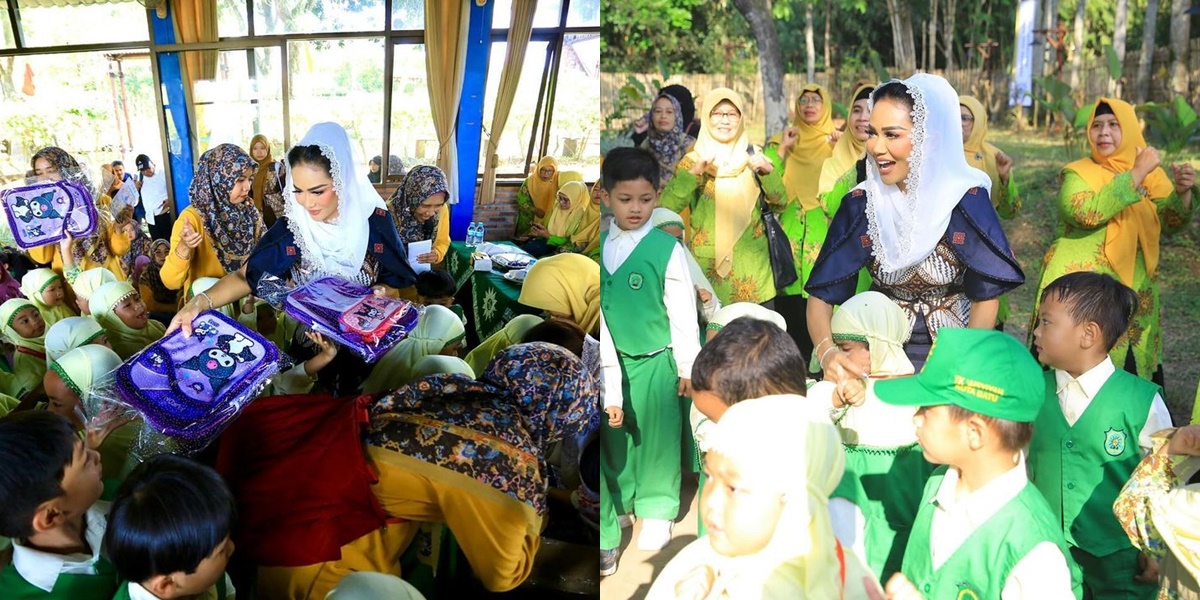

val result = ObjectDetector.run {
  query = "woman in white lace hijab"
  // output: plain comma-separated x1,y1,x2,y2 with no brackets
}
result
166,122,417,392
804,74,1024,376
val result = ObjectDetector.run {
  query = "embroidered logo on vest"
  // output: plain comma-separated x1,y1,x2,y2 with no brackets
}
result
952,231,966,245
1104,427,1128,456
374,207,387,217
955,585,982,600
628,273,644,290
860,235,871,248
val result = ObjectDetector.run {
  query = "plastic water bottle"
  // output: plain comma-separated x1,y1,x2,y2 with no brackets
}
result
475,221,487,245
465,222,478,248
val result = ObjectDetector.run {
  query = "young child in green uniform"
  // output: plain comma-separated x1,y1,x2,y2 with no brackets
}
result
873,328,1079,599
1029,271,1169,599
104,454,237,600
599,147,701,575
0,411,120,599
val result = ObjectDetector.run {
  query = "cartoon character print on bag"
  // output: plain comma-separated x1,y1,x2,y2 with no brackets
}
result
13,192,62,223
175,332,258,393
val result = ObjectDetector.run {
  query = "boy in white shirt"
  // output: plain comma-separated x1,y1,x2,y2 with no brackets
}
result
1029,271,1168,599
598,148,700,575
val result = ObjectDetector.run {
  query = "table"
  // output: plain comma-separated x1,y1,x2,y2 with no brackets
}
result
445,241,539,342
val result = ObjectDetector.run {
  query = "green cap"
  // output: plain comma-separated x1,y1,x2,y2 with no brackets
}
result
874,328,1045,423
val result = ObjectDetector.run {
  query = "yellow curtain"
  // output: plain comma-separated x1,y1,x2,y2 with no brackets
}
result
170,0,218,148
425,0,471,205
477,1,538,205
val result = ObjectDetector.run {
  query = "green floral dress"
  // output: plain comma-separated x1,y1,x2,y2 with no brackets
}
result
514,179,536,239
661,155,787,305
1031,170,1195,379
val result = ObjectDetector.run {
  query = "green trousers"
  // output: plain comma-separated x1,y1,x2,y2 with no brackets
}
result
600,350,682,549
1070,546,1157,600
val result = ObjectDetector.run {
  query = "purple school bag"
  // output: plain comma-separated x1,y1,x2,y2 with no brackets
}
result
283,276,419,362
0,180,98,249
115,310,281,443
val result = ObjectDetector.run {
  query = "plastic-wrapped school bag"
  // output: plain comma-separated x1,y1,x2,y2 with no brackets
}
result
0,180,98,249
110,310,284,451
283,276,419,362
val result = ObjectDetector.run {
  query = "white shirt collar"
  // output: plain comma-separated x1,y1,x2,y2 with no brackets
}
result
11,502,109,593
127,577,225,600
931,460,1029,525
1054,356,1115,400
607,216,655,241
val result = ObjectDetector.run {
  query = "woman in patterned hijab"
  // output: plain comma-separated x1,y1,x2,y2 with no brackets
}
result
188,143,262,273
387,165,450,264
642,93,695,189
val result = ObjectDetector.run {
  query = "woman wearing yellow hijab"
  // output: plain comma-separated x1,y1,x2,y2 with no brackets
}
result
959,96,1020,219
519,253,600,335
769,83,837,212
1031,98,1195,381
515,156,559,238
524,181,592,257
249,134,284,227
661,87,786,306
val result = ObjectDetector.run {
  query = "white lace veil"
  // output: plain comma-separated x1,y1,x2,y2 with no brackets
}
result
282,122,387,284
858,73,991,275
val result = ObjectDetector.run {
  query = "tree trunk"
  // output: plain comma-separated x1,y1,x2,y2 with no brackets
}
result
0,57,15,102
1068,0,1086,91
1169,0,1191,98
1111,0,1127,96
941,0,957,72
805,1,816,82
731,0,789,138
928,0,940,72
1135,0,1160,103
824,0,832,75
1042,0,1061,79
885,0,918,74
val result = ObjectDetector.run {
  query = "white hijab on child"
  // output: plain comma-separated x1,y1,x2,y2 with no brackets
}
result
830,291,914,377
283,122,387,285
859,73,991,275
708,302,787,332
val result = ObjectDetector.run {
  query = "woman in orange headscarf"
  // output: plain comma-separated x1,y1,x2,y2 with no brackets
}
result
1031,98,1196,382
515,156,559,238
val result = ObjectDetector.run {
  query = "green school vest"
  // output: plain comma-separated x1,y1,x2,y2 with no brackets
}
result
902,466,1074,599
109,575,230,600
1027,369,1158,556
0,557,120,600
600,229,676,357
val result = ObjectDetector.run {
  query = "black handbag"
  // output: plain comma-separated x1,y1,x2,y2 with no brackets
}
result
754,174,798,291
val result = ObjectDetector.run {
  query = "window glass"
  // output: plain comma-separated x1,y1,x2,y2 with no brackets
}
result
181,47,285,157
566,0,599,27
1,51,162,184
491,0,562,29
548,34,601,180
479,41,550,176
288,38,386,172
1,6,15,50
387,43,438,182
255,0,384,35
217,0,250,37
15,0,149,47
390,0,424,31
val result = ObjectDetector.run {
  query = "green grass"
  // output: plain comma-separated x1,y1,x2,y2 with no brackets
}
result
990,125,1200,424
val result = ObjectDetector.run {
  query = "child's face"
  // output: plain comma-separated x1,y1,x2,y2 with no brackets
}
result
601,179,658,230
692,389,729,422
51,438,104,522
41,280,65,307
113,292,150,329
11,307,45,339
701,451,784,557
1032,293,1087,369
440,339,464,357
44,370,84,430
837,339,872,376
156,536,235,598
912,405,967,465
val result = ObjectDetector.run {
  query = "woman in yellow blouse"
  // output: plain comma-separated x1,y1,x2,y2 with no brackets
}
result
161,144,262,305
28,147,131,282
387,165,451,265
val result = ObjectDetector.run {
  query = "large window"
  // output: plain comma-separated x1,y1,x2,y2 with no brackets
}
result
183,47,285,157
289,38,386,167
480,41,551,178
255,0,384,35
0,50,161,183
14,0,148,47
387,43,437,180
